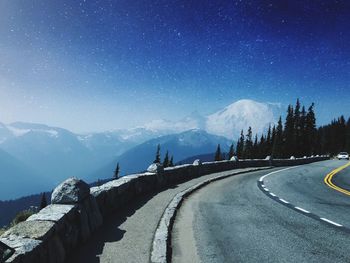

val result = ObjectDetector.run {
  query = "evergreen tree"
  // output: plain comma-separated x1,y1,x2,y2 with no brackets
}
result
265,125,272,157
114,162,120,179
244,127,253,159
272,117,284,158
300,106,307,156
163,150,169,168
283,105,295,158
258,134,266,159
228,143,235,160
252,134,258,159
169,156,174,167
236,130,245,158
214,144,222,161
153,144,161,163
39,193,47,210
305,103,316,155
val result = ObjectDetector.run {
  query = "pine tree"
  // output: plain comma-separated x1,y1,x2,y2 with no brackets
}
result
294,99,303,157
244,127,253,158
169,156,174,167
299,106,307,156
272,117,284,158
346,118,350,152
153,144,161,163
252,134,258,159
228,143,235,160
214,144,222,161
258,134,266,158
40,193,47,210
163,150,169,168
283,105,295,158
305,103,316,155
236,130,245,158
114,163,120,178
265,125,272,157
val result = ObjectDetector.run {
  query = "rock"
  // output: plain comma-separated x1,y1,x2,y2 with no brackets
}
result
230,156,238,161
51,178,90,204
78,208,90,242
192,159,202,166
0,236,42,262
81,196,103,233
147,163,164,174
47,236,65,263
27,204,76,223
2,221,55,241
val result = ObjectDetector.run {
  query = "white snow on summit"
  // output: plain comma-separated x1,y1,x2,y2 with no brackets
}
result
206,99,278,139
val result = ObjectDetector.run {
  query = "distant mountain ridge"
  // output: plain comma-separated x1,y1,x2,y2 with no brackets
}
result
122,99,281,140
0,99,281,200
87,129,232,180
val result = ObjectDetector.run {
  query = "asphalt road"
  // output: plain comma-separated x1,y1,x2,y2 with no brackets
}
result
66,167,266,263
172,160,350,263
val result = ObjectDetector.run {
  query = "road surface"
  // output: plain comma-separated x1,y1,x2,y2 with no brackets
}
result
66,167,268,263
172,160,350,263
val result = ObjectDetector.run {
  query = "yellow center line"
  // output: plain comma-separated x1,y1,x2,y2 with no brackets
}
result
324,161,350,196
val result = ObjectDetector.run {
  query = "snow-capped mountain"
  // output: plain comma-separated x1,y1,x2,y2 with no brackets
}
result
206,99,279,139
122,99,281,140
0,122,136,196
87,129,232,180
0,99,281,199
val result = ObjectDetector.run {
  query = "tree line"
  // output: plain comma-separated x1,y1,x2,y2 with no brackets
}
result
214,99,350,160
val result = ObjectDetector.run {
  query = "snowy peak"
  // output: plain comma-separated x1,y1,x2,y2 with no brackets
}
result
206,99,278,139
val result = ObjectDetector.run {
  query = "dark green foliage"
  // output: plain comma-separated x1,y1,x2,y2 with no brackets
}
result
316,116,350,155
169,156,174,167
114,162,120,179
153,144,161,163
305,103,316,155
10,209,35,227
39,193,47,210
236,130,244,158
244,127,253,159
272,117,284,158
228,143,235,160
163,150,169,168
232,99,345,159
214,144,223,161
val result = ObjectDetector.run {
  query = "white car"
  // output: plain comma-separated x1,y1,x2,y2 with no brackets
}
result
337,152,349,160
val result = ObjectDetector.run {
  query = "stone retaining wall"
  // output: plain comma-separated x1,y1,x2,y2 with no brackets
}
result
0,156,329,262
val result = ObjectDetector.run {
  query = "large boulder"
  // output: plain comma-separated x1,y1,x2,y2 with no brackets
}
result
51,178,90,205
193,159,202,166
147,163,164,174
230,156,238,161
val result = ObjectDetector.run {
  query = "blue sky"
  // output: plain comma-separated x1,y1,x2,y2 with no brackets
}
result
0,0,349,132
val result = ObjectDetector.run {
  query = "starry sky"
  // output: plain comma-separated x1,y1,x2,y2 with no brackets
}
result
0,0,349,132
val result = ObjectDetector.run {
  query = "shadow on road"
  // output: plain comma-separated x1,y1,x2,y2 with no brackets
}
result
66,191,159,263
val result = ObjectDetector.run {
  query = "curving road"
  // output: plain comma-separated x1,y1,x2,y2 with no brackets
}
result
172,160,350,263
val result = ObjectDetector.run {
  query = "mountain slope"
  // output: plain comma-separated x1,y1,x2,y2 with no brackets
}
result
0,122,134,187
87,129,232,181
206,99,278,139
0,148,50,200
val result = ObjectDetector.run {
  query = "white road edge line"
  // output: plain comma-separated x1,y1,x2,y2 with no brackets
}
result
279,198,289,204
264,188,269,191
259,166,297,182
270,193,276,197
295,207,310,213
320,218,343,227
261,184,265,187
